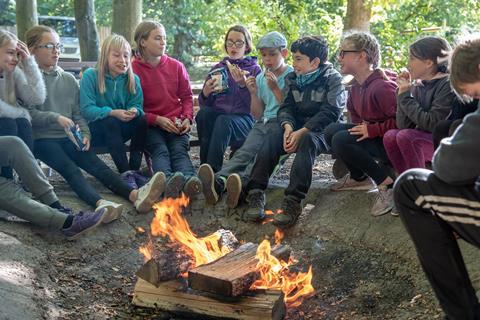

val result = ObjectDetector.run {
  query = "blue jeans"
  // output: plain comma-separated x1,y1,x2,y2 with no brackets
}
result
89,115,147,173
195,107,254,172
145,127,195,179
34,138,134,207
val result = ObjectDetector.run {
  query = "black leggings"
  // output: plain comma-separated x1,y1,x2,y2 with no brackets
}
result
0,118,33,179
89,115,148,173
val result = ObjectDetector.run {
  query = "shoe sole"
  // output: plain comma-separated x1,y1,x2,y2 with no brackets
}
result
67,210,108,241
198,164,218,205
244,211,266,222
331,184,375,192
98,203,124,224
165,174,186,199
184,178,203,199
371,206,393,217
273,215,297,228
226,174,241,209
136,172,166,213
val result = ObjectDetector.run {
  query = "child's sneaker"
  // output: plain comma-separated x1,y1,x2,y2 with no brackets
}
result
244,189,266,221
121,170,139,190
96,199,124,224
165,172,186,199
183,176,203,199
62,208,107,240
226,173,242,209
273,196,302,228
198,164,219,205
330,174,375,191
371,186,394,216
135,172,166,213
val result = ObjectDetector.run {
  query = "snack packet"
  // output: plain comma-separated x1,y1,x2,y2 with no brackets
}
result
65,124,86,151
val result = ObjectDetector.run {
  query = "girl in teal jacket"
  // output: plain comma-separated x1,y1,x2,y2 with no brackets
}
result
80,34,147,173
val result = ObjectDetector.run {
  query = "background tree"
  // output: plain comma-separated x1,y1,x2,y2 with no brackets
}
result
111,0,141,44
15,0,38,41
74,0,99,61
344,0,372,32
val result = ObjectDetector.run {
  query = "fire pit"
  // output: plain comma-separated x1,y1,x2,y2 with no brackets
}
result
132,195,314,319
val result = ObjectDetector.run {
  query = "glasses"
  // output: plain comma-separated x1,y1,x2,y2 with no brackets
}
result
36,43,64,52
225,40,245,48
338,49,361,58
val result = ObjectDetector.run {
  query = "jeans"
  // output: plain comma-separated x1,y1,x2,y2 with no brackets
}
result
325,123,392,185
195,107,254,172
89,115,148,173
216,119,280,184
394,169,480,320
34,138,134,207
246,123,328,200
0,136,66,230
145,127,195,179
0,117,33,179
383,129,433,174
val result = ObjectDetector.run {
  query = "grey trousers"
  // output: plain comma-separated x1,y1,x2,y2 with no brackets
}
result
216,118,280,184
0,136,66,230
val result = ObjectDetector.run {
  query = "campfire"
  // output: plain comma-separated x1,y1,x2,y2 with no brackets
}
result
133,194,315,319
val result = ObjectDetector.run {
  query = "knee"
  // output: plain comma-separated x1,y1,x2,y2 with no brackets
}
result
297,132,316,150
324,123,343,145
330,130,352,152
195,108,211,123
0,118,18,135
3,136,28,155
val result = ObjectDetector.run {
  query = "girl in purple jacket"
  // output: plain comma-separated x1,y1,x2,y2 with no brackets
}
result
325,32,398,217
196,25,261,172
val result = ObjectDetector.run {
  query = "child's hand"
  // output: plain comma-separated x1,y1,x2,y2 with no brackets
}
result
348,122,369,142
82,136,90,151
227,63,248,87
397,69,412,94
285,128,308,154
57,115,74,129
245,76,257,95
179,118,190,135
16,40,30,61
283,124,294,152
110,109,135,122
203,78,217,97
155,116,180,134
265,70,279,91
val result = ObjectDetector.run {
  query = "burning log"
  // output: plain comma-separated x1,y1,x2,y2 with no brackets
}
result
137,230,239,286
132,278,286,320
188,242,291,297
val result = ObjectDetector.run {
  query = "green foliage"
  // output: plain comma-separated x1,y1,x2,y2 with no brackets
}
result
0,0,15,25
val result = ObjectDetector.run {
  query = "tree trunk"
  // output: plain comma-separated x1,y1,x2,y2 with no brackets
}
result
344,0,372,32
74,0,99,61
111,0,142,45
15,0,37,41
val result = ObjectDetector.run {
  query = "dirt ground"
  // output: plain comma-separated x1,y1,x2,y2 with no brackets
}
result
1,152,478,320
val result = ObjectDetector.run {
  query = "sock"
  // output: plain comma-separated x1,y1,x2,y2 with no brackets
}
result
62,215,74,229
50,201,63,209
215,176,226,195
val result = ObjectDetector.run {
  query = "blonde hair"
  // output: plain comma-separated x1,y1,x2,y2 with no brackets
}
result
342,31,381,68
0,29,18,105
97,34,136,95
134,20,165,59
25,25,56,49
450,35,480,96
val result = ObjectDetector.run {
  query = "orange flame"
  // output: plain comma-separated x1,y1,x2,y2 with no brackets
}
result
139,237,153,262
147,194,232,267
274,229,284,246
251,240,315,308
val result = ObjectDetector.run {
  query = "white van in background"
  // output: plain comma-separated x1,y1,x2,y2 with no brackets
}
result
38,15,80,61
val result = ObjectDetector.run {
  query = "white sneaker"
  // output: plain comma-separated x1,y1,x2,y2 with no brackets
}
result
135,172,166,213
96,199,124,224
371,186,394,216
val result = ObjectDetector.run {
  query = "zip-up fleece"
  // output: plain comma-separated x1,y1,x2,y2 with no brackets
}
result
29,66,90,140
198,56,261,114
347,69,398,138
278,63,346,132
79,68,144,123
0,56,46,121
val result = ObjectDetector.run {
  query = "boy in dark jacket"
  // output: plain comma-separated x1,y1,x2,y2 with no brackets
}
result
243,36,346,228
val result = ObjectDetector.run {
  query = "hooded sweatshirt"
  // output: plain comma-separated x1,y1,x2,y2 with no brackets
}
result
132,55,193,126
347,69,398,138
396,75,454,132
198,56,261,114
0,56,45,121
79,68,144,123
29,66,90,140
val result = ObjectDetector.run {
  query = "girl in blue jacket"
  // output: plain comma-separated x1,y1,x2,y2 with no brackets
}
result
80,34,147,174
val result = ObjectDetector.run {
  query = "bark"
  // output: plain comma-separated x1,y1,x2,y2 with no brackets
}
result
15,0,37,41
74,0,99,61
111,0,142,45
344,0,372,32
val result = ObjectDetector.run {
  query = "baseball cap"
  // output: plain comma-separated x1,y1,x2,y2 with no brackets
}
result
256,31,287,49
